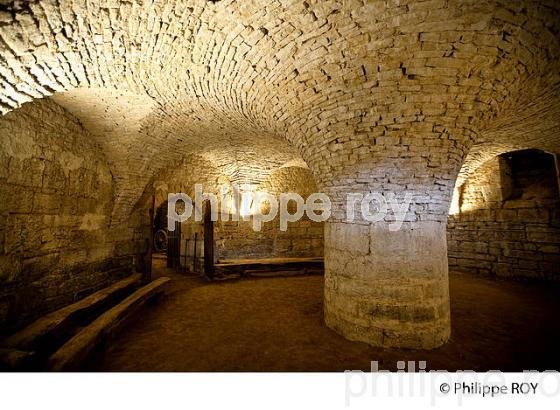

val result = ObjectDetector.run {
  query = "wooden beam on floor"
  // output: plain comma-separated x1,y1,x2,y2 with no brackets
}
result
214,257,324,278
0,348,36,371
47,277,170,371
2,273,141,354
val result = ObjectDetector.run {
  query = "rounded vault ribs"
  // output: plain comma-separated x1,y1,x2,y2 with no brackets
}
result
0,0,559,349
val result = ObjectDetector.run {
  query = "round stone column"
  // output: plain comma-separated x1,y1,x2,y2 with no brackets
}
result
323,219,450,349
317,149,461,349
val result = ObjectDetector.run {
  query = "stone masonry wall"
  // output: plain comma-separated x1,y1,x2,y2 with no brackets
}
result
216,166,324,260
447,152,560,281
0,99,133,336
216,219,323,260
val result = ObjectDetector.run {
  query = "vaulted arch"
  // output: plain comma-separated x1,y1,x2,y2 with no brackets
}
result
1,0,559,348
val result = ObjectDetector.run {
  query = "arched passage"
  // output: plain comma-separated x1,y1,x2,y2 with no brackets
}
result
448,149,560,280
132,154,325,273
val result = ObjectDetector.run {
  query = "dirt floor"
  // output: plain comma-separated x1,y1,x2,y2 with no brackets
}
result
87,258,560,372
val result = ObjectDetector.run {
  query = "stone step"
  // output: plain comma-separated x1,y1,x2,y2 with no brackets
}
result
48,277,170,371
1,274,142,360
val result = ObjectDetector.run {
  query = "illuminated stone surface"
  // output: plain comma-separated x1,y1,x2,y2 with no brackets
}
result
0,0,559,348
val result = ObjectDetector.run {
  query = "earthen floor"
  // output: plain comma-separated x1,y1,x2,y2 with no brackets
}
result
87,259,560,372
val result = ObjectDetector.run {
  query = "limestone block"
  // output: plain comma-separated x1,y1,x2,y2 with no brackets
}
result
326,222,369,255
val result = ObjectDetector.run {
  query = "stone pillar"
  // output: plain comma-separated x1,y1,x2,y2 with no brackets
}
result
318,150,461,349
324,220,450,349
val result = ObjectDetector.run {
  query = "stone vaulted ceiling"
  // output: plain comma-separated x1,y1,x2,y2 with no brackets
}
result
0,0,559,221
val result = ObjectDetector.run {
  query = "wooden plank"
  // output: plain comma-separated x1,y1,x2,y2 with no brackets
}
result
553,153,560,195
175,220,182,269
204,201,215,278
0,348,36,371
215,257,324,267
193,233,198,272
167,223,174,268
214,257,324,279
2,273,141,352
245,269,323,278
47,277,170,371
143,196,155,283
